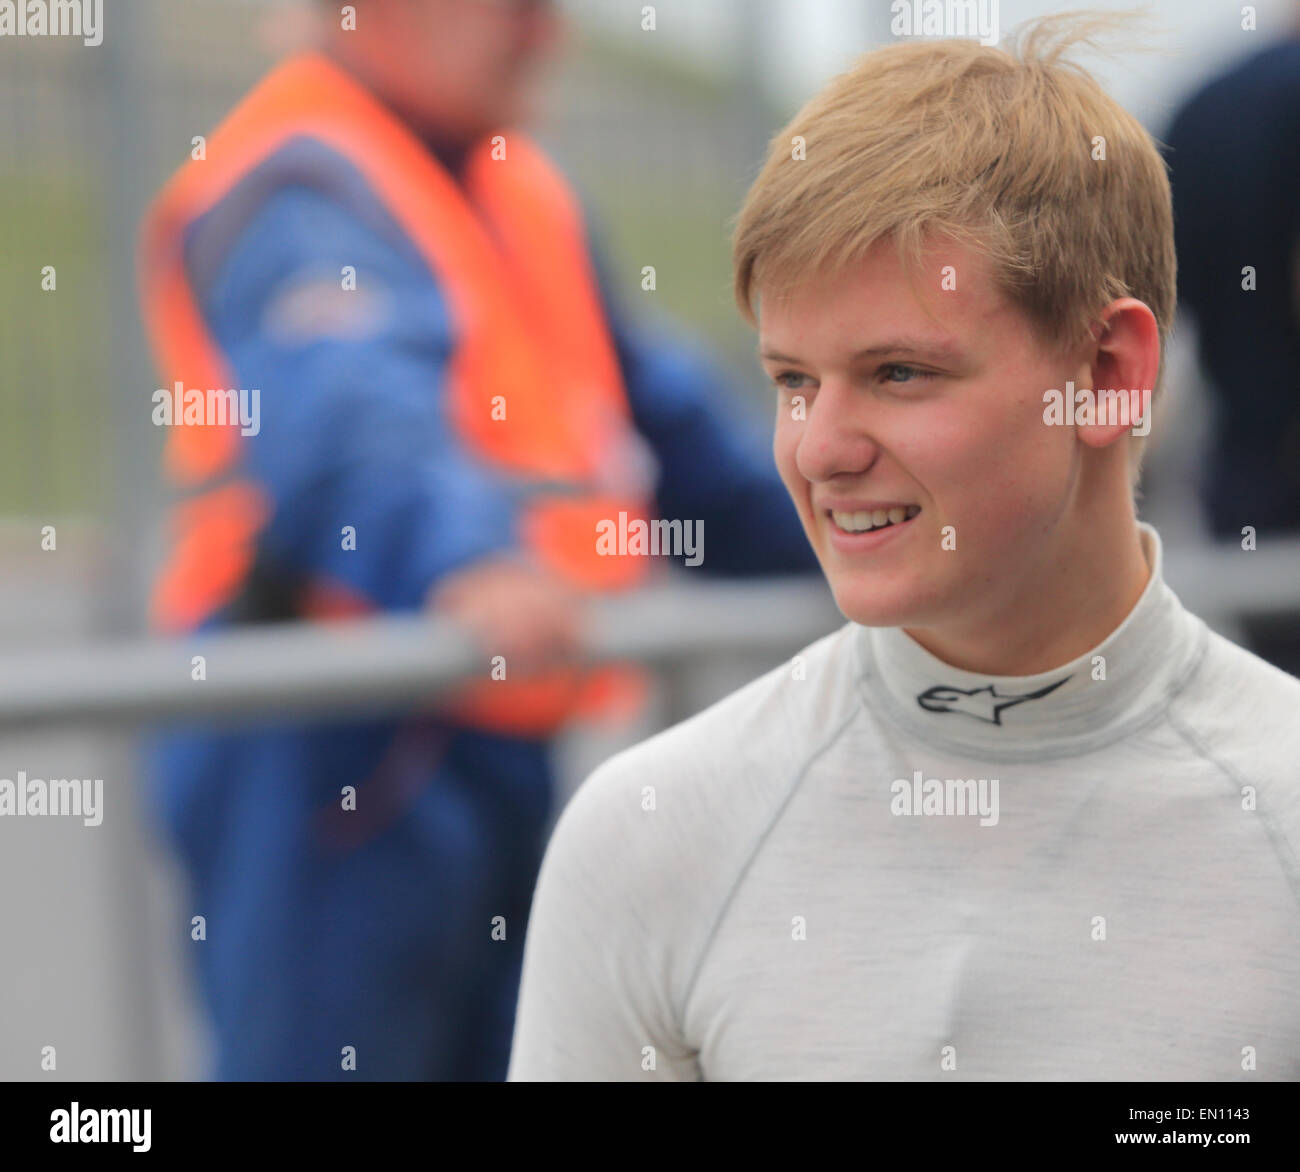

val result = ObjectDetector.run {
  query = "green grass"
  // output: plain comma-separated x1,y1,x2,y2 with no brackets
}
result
0,171,109,517
593,183,756,367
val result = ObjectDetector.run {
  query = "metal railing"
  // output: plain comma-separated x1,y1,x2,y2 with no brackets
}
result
0,538,1297,730
0,578,842,729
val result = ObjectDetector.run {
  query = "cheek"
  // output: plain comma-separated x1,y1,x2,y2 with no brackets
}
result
885,400,989,505
908,388,1070,539
773,415,820,535
772,413,802,490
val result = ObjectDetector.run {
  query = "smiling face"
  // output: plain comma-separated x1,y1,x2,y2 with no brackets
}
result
761,236,1085,636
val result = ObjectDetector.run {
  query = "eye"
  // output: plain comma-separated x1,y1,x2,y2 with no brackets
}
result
771,370,812,392
880,363,936,384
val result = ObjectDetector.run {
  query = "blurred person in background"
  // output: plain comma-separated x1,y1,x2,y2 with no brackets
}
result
137,0,815,1080
1164,17,1300,677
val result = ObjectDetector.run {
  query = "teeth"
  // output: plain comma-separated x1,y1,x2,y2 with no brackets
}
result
830,507,919,534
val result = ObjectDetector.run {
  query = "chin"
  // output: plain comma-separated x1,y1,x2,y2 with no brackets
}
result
826,577,921,629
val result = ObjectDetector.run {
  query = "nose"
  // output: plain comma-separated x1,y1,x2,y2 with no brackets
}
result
794,376,881,485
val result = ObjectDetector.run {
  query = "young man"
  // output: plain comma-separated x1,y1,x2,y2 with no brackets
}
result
508,18,1300,1080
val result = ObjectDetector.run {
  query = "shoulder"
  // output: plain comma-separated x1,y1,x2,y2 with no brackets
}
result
548,622,862,899
1171,41,1300,131
1173,628,1300,755
1169,627,1300,833
188,136,420,274
192,200,449,361
534,622,860,1002
185,140,446,345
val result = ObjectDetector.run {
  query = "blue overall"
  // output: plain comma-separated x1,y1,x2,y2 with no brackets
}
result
145,137,818,1080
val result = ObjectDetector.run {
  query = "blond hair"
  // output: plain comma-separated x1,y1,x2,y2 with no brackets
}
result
732,13,1175,475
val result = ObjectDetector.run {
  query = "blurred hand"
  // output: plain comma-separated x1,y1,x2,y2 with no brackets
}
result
427,555,586,668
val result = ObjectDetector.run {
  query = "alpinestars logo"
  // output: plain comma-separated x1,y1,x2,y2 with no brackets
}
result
916,676,1071,725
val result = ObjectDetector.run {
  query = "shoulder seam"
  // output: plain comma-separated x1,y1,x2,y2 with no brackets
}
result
1165,706,1300,917
675,702,863,1043
186,135,427,308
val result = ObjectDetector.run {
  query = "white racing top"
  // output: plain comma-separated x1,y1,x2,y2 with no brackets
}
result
508,525,1300,1080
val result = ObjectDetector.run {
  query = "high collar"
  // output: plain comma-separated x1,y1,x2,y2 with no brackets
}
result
853,524,1209,761
321,53,476,180
416,128,474,184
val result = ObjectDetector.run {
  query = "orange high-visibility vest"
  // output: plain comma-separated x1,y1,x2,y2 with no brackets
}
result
139,53,653,736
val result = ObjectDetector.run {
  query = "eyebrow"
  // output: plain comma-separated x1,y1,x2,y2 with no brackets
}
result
759,340,965,364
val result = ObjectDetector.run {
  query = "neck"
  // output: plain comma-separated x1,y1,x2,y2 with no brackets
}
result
318,40,476,178
861,521,1198,760
904,473,1149,676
